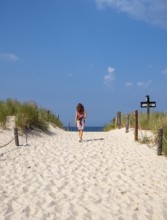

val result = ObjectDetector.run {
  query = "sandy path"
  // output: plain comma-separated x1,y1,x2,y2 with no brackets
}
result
0,127,167,220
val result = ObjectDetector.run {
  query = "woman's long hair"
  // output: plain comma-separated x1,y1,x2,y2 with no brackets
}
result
76,103,84,114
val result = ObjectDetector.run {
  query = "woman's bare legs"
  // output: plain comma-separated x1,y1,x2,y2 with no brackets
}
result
79,130,83,141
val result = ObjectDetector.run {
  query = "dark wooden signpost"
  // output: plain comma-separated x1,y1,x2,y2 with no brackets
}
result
140,95,156,118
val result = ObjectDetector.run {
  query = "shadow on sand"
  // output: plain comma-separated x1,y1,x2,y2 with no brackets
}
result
83,138,104,142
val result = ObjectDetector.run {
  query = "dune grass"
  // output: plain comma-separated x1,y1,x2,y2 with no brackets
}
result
0,98,64,132
104,111,167,155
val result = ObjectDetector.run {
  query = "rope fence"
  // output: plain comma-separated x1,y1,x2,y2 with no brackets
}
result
134,110,167,155
0,136,16,148
163,135,167,144
138,116,157,149
0,128,29,149
115,110,167,156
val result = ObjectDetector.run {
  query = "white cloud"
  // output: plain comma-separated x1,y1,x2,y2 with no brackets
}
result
67,73,74,78
125,82,133,87
162,67,167,75
0,53,19,62
104,66,115,83
89,63,94,68
137,80,152,88
95,0,167,28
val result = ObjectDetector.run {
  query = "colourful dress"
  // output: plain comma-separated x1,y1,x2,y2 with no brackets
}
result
76,112,85,130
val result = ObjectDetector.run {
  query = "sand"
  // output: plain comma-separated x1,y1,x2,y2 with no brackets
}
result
0,125,167,220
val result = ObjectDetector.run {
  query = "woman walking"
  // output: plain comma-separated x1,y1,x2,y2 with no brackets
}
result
75,103,87,142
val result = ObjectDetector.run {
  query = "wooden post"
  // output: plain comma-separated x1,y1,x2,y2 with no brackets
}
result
146,95,150,119
117,112,122,129
47,110,50,118
125,114,130,133
157,128,163,156
14,127,19,146
24,126,29,146
112,118,116,127
68,122,71,131
134,110,138,141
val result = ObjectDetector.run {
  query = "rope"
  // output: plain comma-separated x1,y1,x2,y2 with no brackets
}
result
138,117,157,149
163,135,167,144
0,131,28,148
0,136,16,148
128,116,133,131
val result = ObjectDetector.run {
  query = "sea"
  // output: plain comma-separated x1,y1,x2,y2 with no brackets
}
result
66,126,104,132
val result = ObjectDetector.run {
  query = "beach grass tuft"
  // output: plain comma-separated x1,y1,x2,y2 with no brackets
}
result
0,98,64,132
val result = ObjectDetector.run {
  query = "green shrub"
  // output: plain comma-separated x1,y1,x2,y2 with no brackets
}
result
103,123,116,131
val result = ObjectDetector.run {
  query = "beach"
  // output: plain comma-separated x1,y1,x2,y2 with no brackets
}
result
0,126,167,220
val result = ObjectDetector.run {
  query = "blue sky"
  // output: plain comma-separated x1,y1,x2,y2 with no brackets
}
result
0,0,167,126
